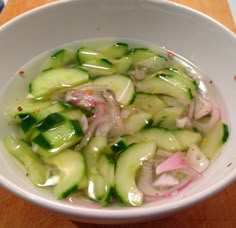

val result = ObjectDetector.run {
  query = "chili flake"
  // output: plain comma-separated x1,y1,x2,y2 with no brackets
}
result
179,114,187,119
19,70,25,75
85,89,93,95
17,106,23,112
234,75,236,81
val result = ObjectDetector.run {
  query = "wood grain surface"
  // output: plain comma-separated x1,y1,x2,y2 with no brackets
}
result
1,0,236,227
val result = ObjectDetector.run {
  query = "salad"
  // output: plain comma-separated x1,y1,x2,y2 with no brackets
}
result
3,41,229,207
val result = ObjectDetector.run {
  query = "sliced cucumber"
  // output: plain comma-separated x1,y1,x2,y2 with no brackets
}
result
153,106,185,128
97,154,115,204
109,138,127,153
7,100,52,123
4,136,49,185
46,149,86,199
19,114,37,133
77,47,103,63
127,48,155,63
83,136,108,201
62,109,85,121
172,129,202,151
93,74,135,106
158,68,197,97
32,120,83,154
131,93,166,116
200,120,229,159
47,49,77,68
124,112,153,134
81,59,115,77
128,127,182,151
136,73,193,104
29,68,89,99
36,113,66,132
31,101,69,122
114,56,133,74
115,142,156,206
101,43,129,59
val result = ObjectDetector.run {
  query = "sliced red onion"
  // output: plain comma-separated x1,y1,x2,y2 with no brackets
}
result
194,94,213,120
152,173,179,188
138,161,192,200
137,162,160,196
186,144,209,173
176,115,188,128
103,90,124,130
193,106,221,133
188,101,194,119
79,114,89,132
156,152,196,175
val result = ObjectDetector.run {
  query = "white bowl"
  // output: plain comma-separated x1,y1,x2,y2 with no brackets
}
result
0,0,236,224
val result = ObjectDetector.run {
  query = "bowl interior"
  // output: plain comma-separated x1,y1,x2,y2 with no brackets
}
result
0,0,236,223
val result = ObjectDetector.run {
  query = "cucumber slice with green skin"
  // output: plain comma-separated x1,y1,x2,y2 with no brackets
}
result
19,114,37,133
127,48,155,63
124,112,153,134
200,120,229,159
29,68,89,99
110,138,127,153
47,49,77,68
81,59,116,77
31,101,68,122
134,55,168,73
61,109,85,121
17,101,68,141
153,106,185,128
36,113,66,132
136,73,193,104
46,149,86,199
101,43,129,59
127,127,202,152
127,127,182,152
83,136,108,201
77,47,104,63
4,136,49,185
131,92,166,116
158,68,197,97
115,142,156,206
172,129,202,151
7,100,52,123
97,154,115,204
32,120,83,154
114,56,133,74
93,74,135,106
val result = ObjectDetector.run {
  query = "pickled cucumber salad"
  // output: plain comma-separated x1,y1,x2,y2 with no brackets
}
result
3,41,229,207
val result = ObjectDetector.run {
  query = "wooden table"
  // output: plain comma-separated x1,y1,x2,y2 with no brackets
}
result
1,0,236,227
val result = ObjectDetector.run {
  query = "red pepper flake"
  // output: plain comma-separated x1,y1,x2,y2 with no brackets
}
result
19,70,25,75
234,75,236,81
167,51,175,57
227,162,232,167
179,114,187,119
17,106,23,112
148,104,152,109
85,89,93,95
